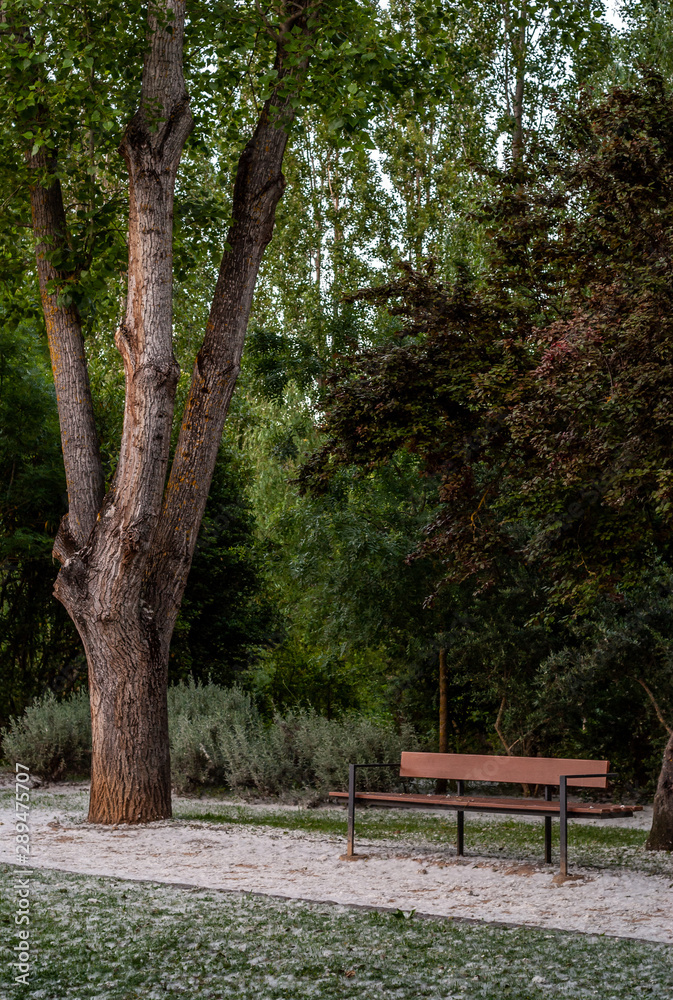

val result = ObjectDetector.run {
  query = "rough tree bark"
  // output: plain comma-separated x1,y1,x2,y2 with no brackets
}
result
27,1,316,824
51,0,194,824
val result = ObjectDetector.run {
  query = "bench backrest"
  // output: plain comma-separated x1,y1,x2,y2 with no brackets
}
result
399,752,609,789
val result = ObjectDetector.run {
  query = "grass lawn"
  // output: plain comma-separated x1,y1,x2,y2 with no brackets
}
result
1,864,672,999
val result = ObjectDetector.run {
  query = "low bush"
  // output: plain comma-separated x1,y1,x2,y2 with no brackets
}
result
2,680,422,795
168,681,261,792
169,679,421,794
1,688,91,780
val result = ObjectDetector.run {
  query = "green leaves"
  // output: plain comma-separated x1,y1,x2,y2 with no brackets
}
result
246,328,322,404
299,74,673,612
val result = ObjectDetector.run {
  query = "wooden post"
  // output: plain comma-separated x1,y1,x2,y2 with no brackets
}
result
436,648,448,794
559,775,568,877
347,764,356,857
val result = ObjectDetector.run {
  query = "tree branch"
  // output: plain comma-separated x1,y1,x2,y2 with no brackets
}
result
495,695,513,755
494,693,535,795
151,0,317,630
637,679,673,737
5,6,104,558
16,10,106,563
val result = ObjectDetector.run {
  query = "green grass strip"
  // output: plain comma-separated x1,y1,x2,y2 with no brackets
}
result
175,801,673,875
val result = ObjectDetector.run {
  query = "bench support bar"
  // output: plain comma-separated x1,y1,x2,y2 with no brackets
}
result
347,764,356,857
346,762,399,858
343,765,617,875
456,780,464,856
559,772,617,877
560,776,568,876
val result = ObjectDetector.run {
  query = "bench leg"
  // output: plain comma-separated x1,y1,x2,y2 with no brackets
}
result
457,811,464,856
559,775,568,876
544,785,552,864
456,779,465,856
347,763,356,857
544,817,552,864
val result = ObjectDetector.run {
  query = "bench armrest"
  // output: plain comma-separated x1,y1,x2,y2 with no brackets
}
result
349,762,399,769
345,763,399,857
558,771,618,877
559,771,618,781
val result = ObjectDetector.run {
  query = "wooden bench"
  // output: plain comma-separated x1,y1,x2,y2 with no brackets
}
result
329,752,642,875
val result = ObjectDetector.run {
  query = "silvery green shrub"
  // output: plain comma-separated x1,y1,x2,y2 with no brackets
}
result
1,689,91,779
3,679,421,794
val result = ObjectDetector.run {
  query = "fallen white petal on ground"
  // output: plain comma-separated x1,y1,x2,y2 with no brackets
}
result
1,793,672,944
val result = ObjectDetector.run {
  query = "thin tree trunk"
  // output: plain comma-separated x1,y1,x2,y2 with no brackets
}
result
495,693,530,796
436,647,448,794
511,12,526,167
635,681,673,849
647,734,673,851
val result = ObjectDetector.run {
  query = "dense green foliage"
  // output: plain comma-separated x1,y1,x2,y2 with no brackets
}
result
169,450,282,688
0,287,82,722
2,1,673,803
292,74,673,790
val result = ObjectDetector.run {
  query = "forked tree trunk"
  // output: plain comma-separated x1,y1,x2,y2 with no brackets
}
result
26,0,315,824
26,0,192,824
57,0,193,824
647,734,673,851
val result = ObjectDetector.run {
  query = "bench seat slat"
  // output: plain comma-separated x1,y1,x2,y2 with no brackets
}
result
400,752,610,788
328,790,640,817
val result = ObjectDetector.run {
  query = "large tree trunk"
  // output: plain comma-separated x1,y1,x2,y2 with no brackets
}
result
647,734,673,851
78,0,192,824
82,622,171,824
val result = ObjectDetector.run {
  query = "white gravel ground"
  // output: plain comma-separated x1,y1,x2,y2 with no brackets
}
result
1,787,672,945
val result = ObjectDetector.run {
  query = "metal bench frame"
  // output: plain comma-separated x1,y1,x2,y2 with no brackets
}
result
340,760,624,875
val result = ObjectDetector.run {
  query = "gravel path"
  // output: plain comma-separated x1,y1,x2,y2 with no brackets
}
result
1,791,672,944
